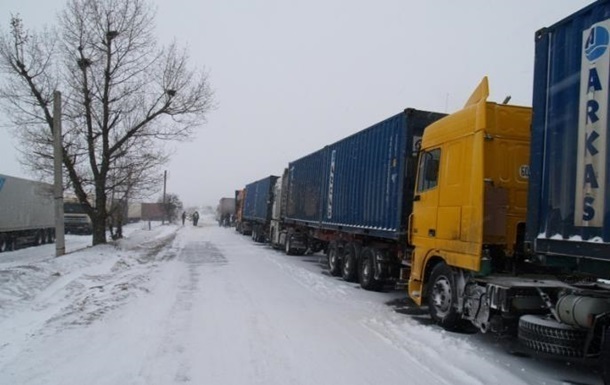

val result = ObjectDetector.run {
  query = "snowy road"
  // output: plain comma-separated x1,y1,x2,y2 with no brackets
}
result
0,219,604,385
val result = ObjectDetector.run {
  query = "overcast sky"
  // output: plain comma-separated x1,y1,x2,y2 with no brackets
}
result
0,0,593,207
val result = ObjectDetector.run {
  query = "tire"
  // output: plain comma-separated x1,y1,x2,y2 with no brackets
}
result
327,242,342,277
285,236,293,255
46,229,55,244
252,227,262,243
34,231,44,246
341,242,360,282
0,236,7,253
0,236,14,252
518,314,587,358
427,263,462,330
359,247,382,291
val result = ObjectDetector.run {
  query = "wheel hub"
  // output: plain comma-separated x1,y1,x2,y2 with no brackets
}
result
432,277,452,317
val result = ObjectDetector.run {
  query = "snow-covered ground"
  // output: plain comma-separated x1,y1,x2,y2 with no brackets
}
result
0,215,604,385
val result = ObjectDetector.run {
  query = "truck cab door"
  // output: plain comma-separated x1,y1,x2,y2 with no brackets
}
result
408,148,441,302
412,148,441,246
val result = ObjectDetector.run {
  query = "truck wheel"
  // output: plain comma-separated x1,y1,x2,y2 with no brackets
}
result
518,314,587,358
252,227,263,243
46,229,55,243
341,242,360,282
1,236,14,252
34,231,44,246
359,247,382,291
427,263,462,330
285,236,293,255
327,242,342,276
0,236,7,252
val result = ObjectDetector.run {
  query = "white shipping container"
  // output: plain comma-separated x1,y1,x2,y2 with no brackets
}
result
0,173,55,232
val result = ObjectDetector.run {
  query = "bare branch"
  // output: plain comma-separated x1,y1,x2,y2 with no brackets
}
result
0,0,213,245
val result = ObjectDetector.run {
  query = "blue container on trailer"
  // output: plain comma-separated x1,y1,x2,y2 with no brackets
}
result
527,0,610,272
243,175,279,223
285,148,328,224
285,108,445,240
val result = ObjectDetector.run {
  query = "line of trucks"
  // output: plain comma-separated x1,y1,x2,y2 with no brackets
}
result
233,2,610,381
0,174,97,251
0,172,171,250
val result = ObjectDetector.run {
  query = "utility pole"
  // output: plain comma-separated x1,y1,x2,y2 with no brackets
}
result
53,91,65,257
162,170,167,225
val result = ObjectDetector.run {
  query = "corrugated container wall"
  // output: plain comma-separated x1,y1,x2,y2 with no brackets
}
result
243,176,278,222
286,148,328,224
527,0,610,263
286,109,445,239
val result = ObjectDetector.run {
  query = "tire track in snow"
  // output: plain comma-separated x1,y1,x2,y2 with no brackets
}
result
137,239,228,384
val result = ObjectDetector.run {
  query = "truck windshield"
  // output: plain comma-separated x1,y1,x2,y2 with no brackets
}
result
64,202,87,214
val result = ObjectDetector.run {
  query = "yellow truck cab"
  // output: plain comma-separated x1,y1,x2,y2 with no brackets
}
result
408,77,532,330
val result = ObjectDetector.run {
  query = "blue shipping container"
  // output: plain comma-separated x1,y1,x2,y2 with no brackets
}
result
527,0,610,263
243,175,278,223
285,109,445,239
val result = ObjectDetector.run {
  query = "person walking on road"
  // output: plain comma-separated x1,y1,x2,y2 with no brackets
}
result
192,211,199,226
182,211,186,226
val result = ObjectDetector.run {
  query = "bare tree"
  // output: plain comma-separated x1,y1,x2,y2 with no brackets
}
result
0,0,213,245
158,193,183,223
107,143,166,239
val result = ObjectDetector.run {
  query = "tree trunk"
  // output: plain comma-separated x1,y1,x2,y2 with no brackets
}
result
92,189,108,245
92,216,107,245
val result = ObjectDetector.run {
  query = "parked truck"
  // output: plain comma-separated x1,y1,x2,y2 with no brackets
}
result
404,1,610,376
216,197,236,227
234,189,247,234
269,169,305,255
241,176,278,243
63,197,93,235
0,174,55,251
280,108,445,278
127,203,143,223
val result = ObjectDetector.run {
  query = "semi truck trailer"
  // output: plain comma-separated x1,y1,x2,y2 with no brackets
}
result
279,108,446,288
241,176,278,243
0,174,55,251
518,0,610,370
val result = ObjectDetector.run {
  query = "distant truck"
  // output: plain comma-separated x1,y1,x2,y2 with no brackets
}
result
234,189,247,234
269,169,309,255
216,197,236,227
0,174,55,251
63,198,93,235
240,176,278,242
127,203,142,223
